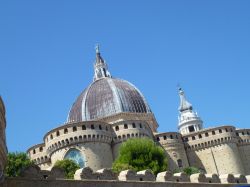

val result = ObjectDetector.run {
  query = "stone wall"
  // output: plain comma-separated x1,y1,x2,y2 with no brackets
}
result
183,126,245,174
156,132,189,171
237,129,250,174
3,178,241,187
27,119,154,171
0,97,7,182
4,166,250,187
50,142,113,171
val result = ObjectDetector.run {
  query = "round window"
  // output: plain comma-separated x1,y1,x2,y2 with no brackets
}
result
64,149,85,168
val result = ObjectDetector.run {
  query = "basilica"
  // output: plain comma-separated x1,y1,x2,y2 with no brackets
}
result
26,46,250,175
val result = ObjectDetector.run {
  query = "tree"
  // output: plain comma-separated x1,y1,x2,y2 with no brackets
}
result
112,138,168,175
54,159,80,179
5,152,34,177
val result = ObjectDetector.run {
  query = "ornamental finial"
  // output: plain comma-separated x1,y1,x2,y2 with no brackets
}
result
95,44,100,54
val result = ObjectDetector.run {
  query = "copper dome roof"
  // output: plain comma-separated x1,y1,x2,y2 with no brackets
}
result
67,77,151,122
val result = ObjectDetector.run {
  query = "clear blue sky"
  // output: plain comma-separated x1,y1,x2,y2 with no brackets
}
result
0,0,249,152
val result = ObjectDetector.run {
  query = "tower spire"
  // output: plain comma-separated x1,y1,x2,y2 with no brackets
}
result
93,44,112,81
177,88,203,135
178,88,193,112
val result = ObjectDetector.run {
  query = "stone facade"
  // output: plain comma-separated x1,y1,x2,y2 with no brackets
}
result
0,96,7,181
27,119,153,171
27,47,249,176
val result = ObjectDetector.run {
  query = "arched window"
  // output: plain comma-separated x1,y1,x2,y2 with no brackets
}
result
66,139,69,144
82,125,86,130
64,149,85,168
50,134,53,140
73,126,77,132
91,124,95,129
56,131,60,136
124,124,128,129
132,123,136,128
64,128,68,134
115,126,119,131
99,125,102,130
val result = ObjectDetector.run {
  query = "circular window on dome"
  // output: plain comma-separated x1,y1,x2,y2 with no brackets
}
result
64,149,85,168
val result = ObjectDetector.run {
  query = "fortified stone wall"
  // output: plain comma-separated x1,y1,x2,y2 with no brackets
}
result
28,119,154,171
4,178,242,187
50,142,113,171
183,126,245,174
27,143,50,170
0,97,7,181
28,121,114,171
237,129,250,174
4,165,250,187
99,112,159,133
155,132,189,171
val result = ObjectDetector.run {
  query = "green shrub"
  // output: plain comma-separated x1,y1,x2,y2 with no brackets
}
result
183,167,200,175
54,159,80,179
112,138,167,175
174,166,200,175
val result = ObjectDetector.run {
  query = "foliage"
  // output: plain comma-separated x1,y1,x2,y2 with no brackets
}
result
183,167,200,175
112,138,168,175
173,166,200,176
54,159,80,179
5,152,34,177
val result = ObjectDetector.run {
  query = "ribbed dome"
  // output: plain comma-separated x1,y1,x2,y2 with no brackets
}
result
67,77,151,122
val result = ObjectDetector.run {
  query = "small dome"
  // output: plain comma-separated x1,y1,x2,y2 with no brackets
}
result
67,77,151,122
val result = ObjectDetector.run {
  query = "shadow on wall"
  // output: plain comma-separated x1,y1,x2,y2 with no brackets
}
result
186,150,207,174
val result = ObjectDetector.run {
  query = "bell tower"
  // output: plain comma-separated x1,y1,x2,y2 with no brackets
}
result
178,88,203,135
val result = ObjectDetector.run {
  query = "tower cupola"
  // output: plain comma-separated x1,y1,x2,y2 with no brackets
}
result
93,44,112,81
177,88,203,135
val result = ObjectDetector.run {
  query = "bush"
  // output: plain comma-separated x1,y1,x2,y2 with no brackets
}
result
5,152,34,177
174,166,200,175
183,167,200,175
112,138,167,175
54,159,80,179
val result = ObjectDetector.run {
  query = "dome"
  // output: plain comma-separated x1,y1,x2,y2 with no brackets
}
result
67,77,151,122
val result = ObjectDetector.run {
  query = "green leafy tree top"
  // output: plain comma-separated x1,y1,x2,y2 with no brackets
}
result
5,152,34,177
54,159,80,179
112,138,168,175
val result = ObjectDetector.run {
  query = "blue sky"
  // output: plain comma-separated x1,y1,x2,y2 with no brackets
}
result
0,1,249,152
